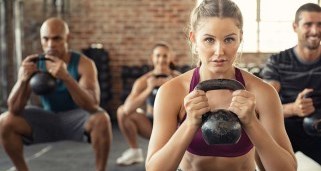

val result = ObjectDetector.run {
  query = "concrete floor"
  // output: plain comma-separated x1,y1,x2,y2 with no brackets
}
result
0,124,320,171
0,124,148,171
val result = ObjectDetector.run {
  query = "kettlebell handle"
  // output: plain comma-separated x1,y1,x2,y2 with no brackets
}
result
195,79,245,92
303,91,321,99
31,56,54,63
154,74,168,78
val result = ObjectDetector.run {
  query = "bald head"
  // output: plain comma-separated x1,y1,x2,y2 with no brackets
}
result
40,17,69,35
40,17,70,57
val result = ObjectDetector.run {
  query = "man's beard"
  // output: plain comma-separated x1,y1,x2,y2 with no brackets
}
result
306,42,320,50
45,50,60,56
305,35,321,50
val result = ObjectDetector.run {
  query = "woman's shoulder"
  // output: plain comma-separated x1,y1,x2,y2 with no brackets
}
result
138,71,154,80
162,69,195,92
240,69,276,95
131,71,153,87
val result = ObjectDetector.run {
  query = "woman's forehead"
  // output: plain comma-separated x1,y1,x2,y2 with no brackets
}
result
196,17,241,36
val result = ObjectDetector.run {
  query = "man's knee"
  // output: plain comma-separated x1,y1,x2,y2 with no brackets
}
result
0,112,30,140
89,110,112,132
0,112,15,134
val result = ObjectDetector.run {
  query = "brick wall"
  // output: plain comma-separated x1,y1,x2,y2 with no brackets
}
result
23,0,196,118
22,0,271,119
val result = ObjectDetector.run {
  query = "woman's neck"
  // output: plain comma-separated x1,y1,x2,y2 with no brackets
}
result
199,65,235,81
153,66,171,75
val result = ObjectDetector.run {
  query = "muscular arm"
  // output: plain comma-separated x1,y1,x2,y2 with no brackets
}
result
123,75,153,114
63,57,100,112
7,80,32,115
7,54,38,114
248,81,297,171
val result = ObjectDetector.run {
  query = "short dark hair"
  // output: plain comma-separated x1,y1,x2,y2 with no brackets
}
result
295,3,321,23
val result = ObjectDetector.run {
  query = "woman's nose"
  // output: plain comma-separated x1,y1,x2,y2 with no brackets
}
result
214,42,224,56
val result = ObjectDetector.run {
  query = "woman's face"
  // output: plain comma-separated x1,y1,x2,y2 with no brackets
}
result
191,17,242,74
152,46,172,70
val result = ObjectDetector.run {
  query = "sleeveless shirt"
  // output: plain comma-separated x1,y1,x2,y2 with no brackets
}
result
38,52,81,112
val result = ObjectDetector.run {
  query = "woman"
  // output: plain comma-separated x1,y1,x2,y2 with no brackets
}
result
145,0,297,171
116,42,180,165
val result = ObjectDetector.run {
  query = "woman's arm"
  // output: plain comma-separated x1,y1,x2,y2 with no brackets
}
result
123,73,154,114
145,76,210,171
242,78,297,171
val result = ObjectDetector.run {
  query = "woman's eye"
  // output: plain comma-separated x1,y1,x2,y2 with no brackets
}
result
205,38,214,44
225,37,235,44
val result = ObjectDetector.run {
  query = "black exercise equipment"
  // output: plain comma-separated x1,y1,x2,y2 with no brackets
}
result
83,46,113,106
29,57,56,95
154,74,168,79
141,64,151,74
196,79,244,145
131,66,143,78
147,74,169,106
121,66,131,79
303,91,321,136
179,65,192,73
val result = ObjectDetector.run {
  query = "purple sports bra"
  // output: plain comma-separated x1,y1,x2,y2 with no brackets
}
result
181,67,253,157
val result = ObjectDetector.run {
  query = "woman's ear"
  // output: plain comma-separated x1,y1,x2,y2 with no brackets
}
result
189,31,196,43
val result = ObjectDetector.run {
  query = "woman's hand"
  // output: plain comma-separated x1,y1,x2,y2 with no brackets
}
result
183,90,210,127
228,90,257,127
147,75,158,90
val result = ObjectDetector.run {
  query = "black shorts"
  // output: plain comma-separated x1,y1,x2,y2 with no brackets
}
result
146,113,153,125
21,106,90,145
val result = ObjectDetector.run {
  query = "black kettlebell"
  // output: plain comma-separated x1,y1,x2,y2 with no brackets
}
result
303,91,321,136
196,79,244,145
29,57,56,95
147,74,169,106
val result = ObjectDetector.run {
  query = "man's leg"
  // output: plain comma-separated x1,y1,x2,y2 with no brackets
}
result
0,112,32,171
85,109,112,171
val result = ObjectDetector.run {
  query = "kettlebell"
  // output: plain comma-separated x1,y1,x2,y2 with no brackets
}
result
29,57,56,95
196,79,244,145
147,74,169,106
303,91,321,136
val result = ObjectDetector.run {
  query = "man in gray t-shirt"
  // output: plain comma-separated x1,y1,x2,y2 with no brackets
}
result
261,3,321,165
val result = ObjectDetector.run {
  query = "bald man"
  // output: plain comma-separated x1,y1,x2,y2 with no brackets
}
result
0,17,112,171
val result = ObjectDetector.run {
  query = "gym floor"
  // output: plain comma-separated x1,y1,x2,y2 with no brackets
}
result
0,124,148,171
0,124,320,171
